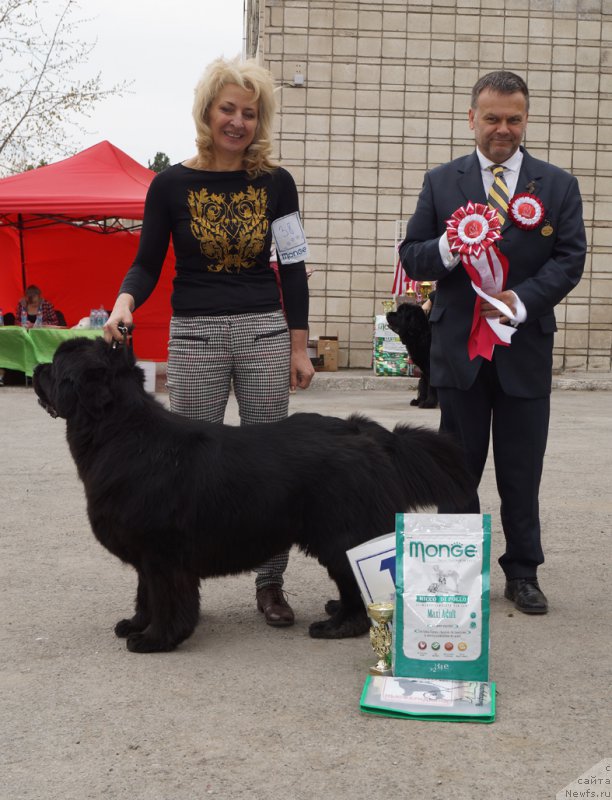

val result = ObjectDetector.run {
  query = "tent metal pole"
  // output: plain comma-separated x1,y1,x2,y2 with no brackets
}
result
17,214,27,292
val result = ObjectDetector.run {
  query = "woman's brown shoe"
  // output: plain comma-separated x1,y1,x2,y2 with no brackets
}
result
256,585,295,627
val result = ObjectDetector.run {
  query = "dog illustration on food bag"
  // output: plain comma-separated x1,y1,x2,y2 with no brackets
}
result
427,565,461,594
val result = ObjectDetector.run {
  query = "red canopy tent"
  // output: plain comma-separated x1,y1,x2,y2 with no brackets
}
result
0,141,174,360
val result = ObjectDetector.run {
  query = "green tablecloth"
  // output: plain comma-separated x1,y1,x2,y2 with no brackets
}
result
0,327,103,376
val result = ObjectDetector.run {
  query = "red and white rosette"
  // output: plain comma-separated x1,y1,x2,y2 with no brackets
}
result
445,201,517,361
446,201,502,259
507,193,545,230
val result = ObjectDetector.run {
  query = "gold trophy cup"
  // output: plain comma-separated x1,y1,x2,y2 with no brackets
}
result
367,601,394,676
419,281,432,300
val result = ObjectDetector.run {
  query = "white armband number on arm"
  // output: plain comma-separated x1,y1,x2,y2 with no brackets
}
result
272,212,310,265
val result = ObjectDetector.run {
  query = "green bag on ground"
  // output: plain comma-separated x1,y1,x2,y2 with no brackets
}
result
372,314,413,376
393,513,491,682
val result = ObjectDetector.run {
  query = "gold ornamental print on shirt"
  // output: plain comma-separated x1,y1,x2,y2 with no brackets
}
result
187,186,269,272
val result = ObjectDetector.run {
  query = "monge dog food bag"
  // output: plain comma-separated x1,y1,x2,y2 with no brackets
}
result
393,513,491,682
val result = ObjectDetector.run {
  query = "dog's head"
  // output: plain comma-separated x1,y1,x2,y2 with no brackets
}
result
386,302,428,336
33,337,143,420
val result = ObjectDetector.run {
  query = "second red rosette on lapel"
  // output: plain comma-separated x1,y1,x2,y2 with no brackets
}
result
507,193,545,230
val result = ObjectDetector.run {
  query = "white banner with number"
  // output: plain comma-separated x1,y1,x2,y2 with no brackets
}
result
346,532,396,607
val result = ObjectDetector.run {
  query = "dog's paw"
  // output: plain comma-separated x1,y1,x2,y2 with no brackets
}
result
324,599,341,616
308,613,370,639
126,632,178,653
410,398,421,406
114,617,148,638
418,400,438,409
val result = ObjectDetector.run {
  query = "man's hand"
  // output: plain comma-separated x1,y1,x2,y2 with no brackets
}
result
479,290,517,324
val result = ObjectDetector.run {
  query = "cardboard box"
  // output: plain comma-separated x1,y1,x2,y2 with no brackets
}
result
317,336,338,371
309,336,338,372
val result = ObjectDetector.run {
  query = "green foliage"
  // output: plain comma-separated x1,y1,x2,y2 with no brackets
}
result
147,152,171,173
24,159,49,171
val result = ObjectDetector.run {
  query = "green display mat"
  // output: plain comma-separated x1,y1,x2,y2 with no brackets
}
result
360,675,496,723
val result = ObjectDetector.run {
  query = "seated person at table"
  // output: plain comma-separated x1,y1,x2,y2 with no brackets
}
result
15,285,59,328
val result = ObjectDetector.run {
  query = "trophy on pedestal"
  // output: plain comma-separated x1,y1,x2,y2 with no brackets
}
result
367,601,394,676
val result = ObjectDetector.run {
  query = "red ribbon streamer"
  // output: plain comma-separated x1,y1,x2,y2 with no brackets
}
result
461,247,511,361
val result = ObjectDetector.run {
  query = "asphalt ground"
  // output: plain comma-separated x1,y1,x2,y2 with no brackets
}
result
1,379,610,800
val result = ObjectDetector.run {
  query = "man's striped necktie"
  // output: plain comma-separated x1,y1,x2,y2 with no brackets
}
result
488,164,510,226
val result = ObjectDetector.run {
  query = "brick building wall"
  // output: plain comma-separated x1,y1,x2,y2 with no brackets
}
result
245,0,611,372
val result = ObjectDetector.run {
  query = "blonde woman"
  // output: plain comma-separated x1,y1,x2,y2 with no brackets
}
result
106,57,314,627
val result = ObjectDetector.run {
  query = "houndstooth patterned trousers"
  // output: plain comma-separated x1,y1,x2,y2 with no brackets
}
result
167,311,291,589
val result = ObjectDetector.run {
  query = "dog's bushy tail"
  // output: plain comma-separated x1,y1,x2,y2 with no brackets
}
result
390,423,475,512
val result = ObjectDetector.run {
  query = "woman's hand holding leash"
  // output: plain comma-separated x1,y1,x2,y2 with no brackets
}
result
104,293,135,345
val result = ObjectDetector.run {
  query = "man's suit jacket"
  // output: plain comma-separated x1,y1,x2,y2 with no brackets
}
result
399,148,586,398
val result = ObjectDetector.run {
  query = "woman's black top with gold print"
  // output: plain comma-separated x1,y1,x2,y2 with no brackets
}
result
120,164,309,329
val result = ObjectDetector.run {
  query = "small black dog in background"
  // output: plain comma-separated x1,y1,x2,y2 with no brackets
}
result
386,298,438,409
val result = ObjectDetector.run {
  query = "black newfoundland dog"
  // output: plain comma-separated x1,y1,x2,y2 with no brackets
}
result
386,301,438,409
33,337,472,653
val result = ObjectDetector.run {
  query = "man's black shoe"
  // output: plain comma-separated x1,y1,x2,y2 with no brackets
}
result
504,579,548,614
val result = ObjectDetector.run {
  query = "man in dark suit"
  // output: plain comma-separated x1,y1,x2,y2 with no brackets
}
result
400,71,586,614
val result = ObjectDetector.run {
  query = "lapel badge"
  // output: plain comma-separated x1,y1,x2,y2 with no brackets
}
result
541,220,554,237
540,219,554,236
525,180,536,194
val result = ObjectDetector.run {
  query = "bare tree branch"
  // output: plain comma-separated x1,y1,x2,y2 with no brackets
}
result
0,0,129,175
